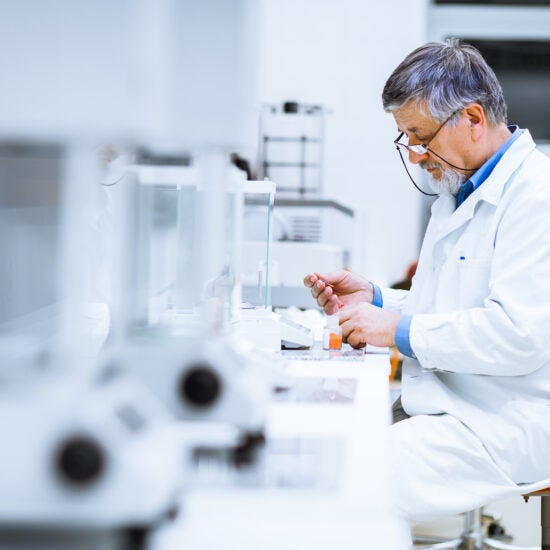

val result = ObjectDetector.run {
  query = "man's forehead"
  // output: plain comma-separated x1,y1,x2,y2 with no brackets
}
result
393,102,433,133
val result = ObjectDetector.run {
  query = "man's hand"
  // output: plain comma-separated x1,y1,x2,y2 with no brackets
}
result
338,302,402,349
303,270,374,315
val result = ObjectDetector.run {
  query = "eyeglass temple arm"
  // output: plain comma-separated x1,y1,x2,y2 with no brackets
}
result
395,146,439,197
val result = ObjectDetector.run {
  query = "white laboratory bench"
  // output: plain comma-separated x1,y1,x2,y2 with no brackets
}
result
151,349,411,550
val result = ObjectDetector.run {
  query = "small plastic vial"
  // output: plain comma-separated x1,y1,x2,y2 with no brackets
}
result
323,315,342,350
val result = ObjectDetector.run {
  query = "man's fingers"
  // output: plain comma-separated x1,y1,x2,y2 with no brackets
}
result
311,280,332,300
349,336,367,349
337,305,355,323
343,324,367,349
340,318,352,341
305,273,344,313
338,310,349,323
318,287,337,309
303,273,317,288
324,299,341,316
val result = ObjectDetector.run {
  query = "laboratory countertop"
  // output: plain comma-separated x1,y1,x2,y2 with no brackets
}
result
151,351,411,550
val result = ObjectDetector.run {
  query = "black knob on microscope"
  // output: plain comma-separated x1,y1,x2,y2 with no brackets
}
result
283,101,299,114
56,436,105,486
179,364,221,407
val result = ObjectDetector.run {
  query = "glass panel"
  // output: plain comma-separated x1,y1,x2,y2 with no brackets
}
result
133,180,181,331
0,143,64,360
121,156,243,340
241,181,275,309
0,142,107,362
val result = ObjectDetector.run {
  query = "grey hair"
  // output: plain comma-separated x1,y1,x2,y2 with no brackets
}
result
382,38,507,126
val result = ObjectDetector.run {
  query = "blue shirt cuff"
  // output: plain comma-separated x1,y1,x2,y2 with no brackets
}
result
395,315,416,359
371,283,383,308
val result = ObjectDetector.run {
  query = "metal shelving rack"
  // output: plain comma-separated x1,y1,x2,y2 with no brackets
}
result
258,101,327,196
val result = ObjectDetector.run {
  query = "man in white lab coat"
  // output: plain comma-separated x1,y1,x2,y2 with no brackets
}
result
305,38,550,522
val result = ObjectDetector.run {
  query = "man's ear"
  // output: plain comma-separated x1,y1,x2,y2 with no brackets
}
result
463,103,485,141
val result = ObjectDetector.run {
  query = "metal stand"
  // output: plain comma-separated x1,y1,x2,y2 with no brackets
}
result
258,101,327,197
414,507,541,550
542,495,549,550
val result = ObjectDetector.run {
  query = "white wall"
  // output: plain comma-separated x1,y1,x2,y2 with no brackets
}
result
170,0,261,153
256,0,429,285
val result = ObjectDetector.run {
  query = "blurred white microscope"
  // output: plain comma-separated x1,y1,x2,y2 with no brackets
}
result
0,144,184,550
100,151,272,468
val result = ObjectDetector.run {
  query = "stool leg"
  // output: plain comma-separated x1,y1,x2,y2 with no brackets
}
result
543,495,550,550
483,539,539,550
463,509,484,550
414,540,462,549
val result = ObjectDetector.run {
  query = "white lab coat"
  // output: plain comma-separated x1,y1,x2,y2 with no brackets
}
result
382,130,550,491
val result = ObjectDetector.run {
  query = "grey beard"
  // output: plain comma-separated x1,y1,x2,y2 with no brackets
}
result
426,165,467,195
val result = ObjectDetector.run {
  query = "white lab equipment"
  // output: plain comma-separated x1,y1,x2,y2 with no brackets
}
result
102,151,271,465
0,360,183,549
151,355,411,550
0,145,183,550
258,101,328,196
237,180,314,350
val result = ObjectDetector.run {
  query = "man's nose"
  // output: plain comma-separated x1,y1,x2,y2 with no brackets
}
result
409,149,429,165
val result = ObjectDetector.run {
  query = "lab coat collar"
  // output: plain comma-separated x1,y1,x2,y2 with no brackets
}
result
430,130,537,238
475,129,536,206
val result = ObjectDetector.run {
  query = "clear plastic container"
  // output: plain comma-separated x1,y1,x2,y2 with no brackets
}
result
322,315,342,350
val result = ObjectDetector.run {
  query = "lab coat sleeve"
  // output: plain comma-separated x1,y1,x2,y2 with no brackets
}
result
379,287,410,313
410,177,550,376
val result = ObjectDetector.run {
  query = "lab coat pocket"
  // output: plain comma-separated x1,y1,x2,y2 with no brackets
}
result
457,257,492,309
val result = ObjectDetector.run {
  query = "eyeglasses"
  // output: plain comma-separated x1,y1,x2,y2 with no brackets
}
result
395,110,460,157
393,109,476,196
